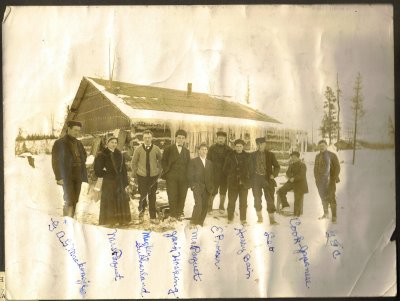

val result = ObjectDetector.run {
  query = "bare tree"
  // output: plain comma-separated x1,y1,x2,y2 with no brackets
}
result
351,72,365,165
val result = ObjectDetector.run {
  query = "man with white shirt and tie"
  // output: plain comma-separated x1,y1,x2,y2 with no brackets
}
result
161,129,191,222
187,143,214,227
131,130,162,224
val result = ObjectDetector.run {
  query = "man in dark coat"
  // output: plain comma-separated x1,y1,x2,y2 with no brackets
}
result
277,151,308,217
251,137,280,225
206,131,232,214
51,120,88,218
314,140,341,223
161,129,191,222
187,143,214,227
223,139,252,225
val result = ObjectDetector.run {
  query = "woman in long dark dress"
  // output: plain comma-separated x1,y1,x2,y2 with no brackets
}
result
94,137,131,227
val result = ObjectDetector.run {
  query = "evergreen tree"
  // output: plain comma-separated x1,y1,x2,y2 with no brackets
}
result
320,86,338,144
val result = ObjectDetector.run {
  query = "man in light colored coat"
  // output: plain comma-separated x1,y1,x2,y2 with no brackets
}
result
131,130,162,224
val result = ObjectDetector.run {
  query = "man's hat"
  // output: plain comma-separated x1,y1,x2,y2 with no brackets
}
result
175,129,187,138
234,139,245,146
107,136,118,144
66,120,82,128
290,151,300,158
255,137,266,144
216,131,227,137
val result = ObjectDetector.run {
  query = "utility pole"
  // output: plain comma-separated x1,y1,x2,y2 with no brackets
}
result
245,75,250,104
336,73,341,150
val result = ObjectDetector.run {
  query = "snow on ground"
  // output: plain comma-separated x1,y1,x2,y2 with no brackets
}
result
5,149,396,298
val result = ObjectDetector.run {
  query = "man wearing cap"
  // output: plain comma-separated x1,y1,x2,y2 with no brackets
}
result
161,129,191,222
52,120,88,218
206,130,232,214
131,130,162,225
251,137,280,225
277,151,308,217
187,143,214,227
314,140,340,223
223,139,252,225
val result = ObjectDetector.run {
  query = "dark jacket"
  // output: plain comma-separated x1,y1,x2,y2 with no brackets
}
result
94,148,129,188
223,151,252,189
161,144,190,179
286,160,309,194
187,157,214,194
314,150,340,190
250,150,280,187
207,143,232,172
51,135,88,182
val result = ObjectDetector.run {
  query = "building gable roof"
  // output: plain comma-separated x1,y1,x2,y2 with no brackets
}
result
87,77,281,124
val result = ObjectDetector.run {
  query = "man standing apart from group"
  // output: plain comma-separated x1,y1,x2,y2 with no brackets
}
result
161,129,191,222
131,130,162,225
207,130,232,214
223,139,252,225
251,137,280,225
314,140,340,223
52,120,88,218
187,143,214,227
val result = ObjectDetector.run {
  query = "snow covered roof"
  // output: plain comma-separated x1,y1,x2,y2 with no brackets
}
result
85,77,281,125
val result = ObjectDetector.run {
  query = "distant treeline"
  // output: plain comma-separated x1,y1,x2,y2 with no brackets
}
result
16,133,57,141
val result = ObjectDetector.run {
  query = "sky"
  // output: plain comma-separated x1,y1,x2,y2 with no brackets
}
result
3,5,395,143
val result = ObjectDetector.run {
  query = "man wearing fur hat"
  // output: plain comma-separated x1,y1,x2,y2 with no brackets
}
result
52,120,88,218
206,130,232,214
223,139,252,225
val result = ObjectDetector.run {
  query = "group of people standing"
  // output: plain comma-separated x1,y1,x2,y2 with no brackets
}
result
52,120,341,229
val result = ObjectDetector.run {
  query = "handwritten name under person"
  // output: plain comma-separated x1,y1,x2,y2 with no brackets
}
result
264,231,276,253
48,217,90,297
107,229,124,281
289,217,311,288
326,230,344,259
135,231,153,297
163,231,181,297
188,227,202,281
211,226,225,270
234,225,253,279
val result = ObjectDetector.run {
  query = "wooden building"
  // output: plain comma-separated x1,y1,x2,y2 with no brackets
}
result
62,77,308,156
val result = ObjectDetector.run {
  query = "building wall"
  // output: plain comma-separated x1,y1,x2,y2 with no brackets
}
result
72,83,131,134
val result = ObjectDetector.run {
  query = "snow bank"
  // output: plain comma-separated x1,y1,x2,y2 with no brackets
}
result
4,149,396,298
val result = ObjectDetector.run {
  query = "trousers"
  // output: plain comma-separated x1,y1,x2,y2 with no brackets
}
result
137,175,158,219
166,174,188,218
252,174,276,213
227,184,248,221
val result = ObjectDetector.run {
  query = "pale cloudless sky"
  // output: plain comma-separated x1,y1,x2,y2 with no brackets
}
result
3,5,394,143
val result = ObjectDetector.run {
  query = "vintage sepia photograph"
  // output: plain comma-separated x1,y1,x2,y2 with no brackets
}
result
4,4,396,299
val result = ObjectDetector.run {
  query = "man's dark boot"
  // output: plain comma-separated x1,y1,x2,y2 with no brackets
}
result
208,195,215,214
218,194,226,214
331,204,337,224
